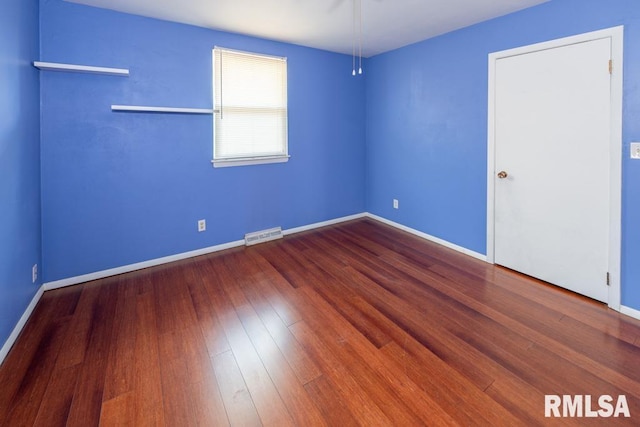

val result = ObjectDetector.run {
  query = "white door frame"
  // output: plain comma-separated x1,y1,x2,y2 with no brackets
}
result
486,26,624,310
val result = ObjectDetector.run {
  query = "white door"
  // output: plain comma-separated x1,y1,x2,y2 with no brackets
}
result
494,38,612,302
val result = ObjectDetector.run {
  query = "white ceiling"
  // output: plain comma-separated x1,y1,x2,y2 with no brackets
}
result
65,0,549,57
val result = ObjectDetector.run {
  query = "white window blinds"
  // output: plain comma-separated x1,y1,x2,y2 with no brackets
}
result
213,47,288,166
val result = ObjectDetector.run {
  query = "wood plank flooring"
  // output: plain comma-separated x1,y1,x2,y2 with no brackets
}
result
1,218,640,426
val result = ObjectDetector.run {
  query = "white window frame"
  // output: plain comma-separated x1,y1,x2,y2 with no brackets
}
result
212,47,289,168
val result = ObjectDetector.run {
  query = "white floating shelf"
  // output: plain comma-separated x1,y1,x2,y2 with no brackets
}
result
111,105,215,114
33,61,129,76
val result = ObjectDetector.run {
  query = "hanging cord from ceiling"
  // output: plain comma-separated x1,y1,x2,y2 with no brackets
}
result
358,0,363,74
352,0,356,75
352,0,363,76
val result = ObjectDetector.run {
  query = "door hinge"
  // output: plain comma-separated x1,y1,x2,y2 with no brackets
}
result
606,272,611,286
609,59,613,75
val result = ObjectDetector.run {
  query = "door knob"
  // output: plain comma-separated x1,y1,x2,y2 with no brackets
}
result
497,171,508,179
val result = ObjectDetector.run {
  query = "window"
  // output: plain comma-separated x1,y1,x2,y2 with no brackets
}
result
212,47,289,167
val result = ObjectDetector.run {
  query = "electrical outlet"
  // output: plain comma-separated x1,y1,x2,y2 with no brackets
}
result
631,142,640,159
393,199,399,209
32,264,37,283
198,219,206,232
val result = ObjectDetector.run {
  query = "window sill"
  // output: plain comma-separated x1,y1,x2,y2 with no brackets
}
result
212,155,290,168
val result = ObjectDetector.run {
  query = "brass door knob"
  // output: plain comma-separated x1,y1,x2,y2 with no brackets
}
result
497,171,508,179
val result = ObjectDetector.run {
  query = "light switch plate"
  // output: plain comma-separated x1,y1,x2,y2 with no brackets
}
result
631,143,640,159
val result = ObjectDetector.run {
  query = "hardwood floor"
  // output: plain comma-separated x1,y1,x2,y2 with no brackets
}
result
1,218,639,426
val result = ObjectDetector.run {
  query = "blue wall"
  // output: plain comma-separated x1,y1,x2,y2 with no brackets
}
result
365,0,640,310
0,0,42,348
39,0,366,282
3,0,635,350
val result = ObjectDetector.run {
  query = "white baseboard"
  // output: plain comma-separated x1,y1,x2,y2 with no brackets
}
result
44,239,246,291
0,285,44,366
44,212,367,291
621,305,640,321
283,213,367,236
365,213,488,262
43,212,483,291
8,211,480,367
20,211,635,367
364,215,640,319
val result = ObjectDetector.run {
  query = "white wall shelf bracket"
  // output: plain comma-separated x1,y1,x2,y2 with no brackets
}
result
33,61,129,76
111,105,215,114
